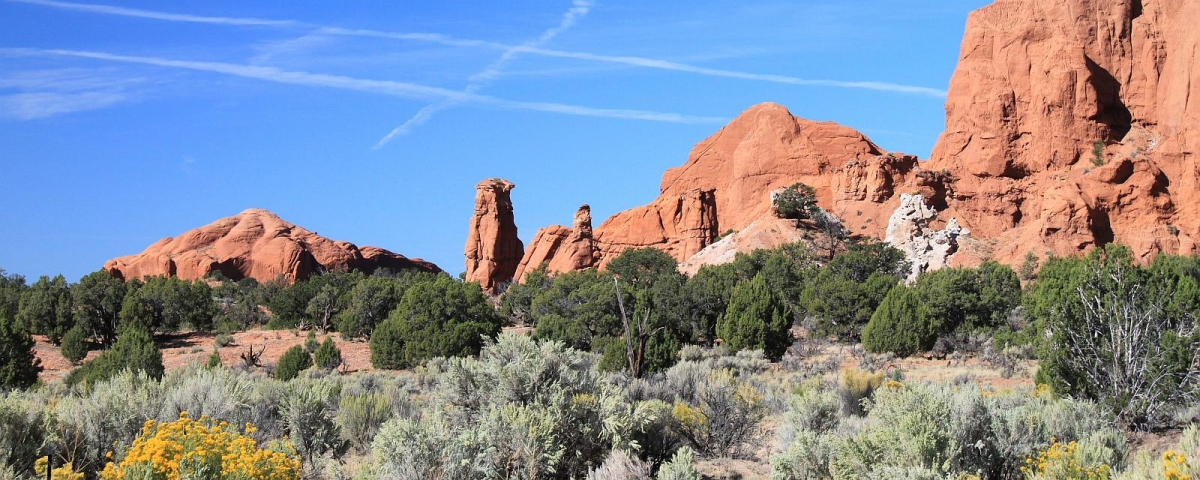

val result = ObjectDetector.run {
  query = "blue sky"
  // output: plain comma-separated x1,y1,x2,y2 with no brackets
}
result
0,0,990,281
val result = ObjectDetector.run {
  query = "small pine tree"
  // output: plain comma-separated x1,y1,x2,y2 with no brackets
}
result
369,318,406,370
0,314,41,390
304,330,319,353
207,348,222,369
1019,251,1040,281
862,285,932,357
64,325,163,386
60,325,89,365
276,344,313,381
313,337,342,371
716,274,793,361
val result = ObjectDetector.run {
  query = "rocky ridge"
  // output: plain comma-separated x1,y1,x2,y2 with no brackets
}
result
105,209,440,283
472,0,1199,284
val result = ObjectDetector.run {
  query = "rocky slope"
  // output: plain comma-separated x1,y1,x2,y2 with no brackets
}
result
483,0,1199,282
105,209,440,283
463,179,524,294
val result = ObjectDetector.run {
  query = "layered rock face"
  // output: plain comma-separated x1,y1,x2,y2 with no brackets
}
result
928,0,1200,263
463,179,524,294
515,103,927,279
105,209,440,283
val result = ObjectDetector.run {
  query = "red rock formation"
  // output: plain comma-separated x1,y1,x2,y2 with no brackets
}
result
928,0,1200,264
464,178,524,294
513,205,601,280
104,209,440,283
516,103,927,279
518,0,1200,277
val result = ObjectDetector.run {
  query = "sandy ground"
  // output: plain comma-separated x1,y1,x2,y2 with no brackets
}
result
33,327,374,383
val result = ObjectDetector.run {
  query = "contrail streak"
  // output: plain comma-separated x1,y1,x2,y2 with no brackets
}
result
5,0,294,26
375,0,594,148
0,47,727,124
5,0,948,98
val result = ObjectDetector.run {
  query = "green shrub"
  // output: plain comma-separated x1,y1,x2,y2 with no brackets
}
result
1026,245,1200,429
275,345,313,381
282,379,345,463
60,325,88,365
214,332,233,347
64,325,162,387
773,183,819,220
370,276,502,369
304,330,319,353
314,337,342,371
862,285,932,356
337,393,392,453
717,274,792,361
657,447,702,480
373,334,651,479
0,314,40,390
206,348,221,369
0,393,45,475
17,274,73,344
368,317,406,370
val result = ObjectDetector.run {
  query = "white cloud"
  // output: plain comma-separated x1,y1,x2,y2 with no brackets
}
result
0,68,141,119
0,48,727,124
0,90,125,119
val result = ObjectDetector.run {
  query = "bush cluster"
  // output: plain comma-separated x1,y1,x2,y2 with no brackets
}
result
771,380,1123,479
99,412,300,480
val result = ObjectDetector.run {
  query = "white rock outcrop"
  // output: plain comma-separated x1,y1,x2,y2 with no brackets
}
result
885,193,968,281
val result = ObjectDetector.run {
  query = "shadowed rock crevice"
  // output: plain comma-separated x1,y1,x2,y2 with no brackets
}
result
1084,56,1133,142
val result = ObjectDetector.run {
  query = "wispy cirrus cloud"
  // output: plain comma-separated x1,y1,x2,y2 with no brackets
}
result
1,90,125,119
0,68,141,119
4,0,947,98
0,48,727,124
4,0,294,26
375,0,594,147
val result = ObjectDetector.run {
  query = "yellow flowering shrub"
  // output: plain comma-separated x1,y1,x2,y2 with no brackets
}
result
672,402,707,430
1162,450,1191,480
33,457,84,480
1021,439,1112,480
99,412,300,480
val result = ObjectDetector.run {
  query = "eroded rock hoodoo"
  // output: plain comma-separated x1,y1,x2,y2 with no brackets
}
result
463,178,524,294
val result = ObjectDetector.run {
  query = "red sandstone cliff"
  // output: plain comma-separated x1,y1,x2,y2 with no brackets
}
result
104,209,440,283
464,178,524,294
927,0,1200,264
505,0,1200,281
